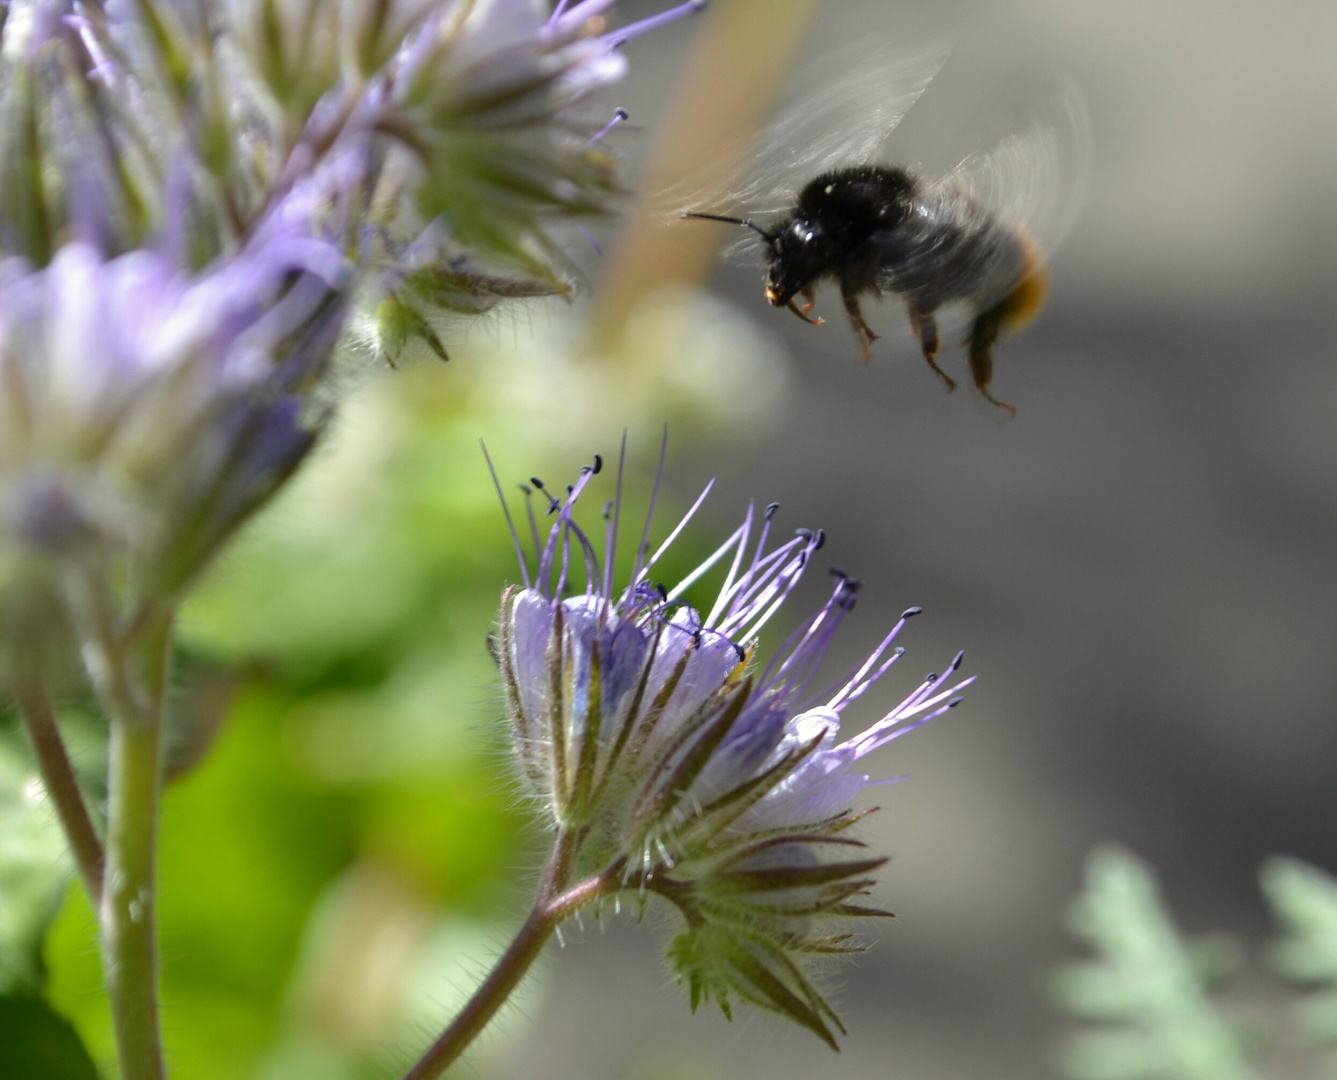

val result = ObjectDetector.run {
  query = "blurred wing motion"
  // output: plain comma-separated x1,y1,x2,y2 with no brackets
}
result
937,69,1091,260
866,68,1091,325
664,40,951,251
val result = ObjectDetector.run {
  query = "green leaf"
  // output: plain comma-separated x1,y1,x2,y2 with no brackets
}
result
1052,846,1258,1080
1263,858,1337,985
0,735,73,995
0,994,99,1080
1263,857,1337,1058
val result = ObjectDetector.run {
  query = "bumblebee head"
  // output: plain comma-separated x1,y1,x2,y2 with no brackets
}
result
764,218,828,307
679,209,828,307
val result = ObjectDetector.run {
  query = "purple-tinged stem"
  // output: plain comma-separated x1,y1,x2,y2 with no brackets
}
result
12,679,105,900
401,833,618,1080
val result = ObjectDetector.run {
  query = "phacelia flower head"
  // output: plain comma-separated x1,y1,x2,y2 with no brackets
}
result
0,227,349,630
389,0,708,281
490,442,973,1046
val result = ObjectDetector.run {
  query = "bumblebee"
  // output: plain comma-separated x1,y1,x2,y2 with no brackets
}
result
686,163,1049,413
678,48,1087,414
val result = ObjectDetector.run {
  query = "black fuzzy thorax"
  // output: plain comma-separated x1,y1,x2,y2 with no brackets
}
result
763,166,921,305
794,165,918,248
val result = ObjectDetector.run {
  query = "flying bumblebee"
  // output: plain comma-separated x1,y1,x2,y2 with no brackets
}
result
678,46,1090,413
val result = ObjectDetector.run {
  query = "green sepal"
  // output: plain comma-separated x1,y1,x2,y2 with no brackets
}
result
630,677,752,830
712,932,844,1051
0,63,53,265
374,295,449,366
664,731,828,856
402,260,564,315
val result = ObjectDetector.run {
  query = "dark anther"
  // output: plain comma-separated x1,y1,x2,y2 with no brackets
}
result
530,476,545,490
925,673,938,684
566,484,574,495
519,483,532,495
795,528,812,541
733,642,746,661
949,650,965,672
547,497,561,515
580,465,592,476
691,628,703,647
947,697,964,709
901,606,923,620
844,577,862,593
814,529,826,550
614,108,629,121
689,0,707,10
766,502,780,519
610,35,627,47
828,566,848,579
592,453,603,474
603,499,614,520
655,583,668,602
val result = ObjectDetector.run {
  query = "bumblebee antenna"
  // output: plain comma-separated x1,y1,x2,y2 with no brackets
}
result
680,210,772,240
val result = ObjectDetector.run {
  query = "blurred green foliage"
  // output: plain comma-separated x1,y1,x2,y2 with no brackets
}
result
1052,847,1256,1080
1263,857,1337,1071
1055,848,1337,1080
0,734,72,995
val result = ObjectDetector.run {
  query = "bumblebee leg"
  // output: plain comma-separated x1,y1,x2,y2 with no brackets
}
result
799,286,819,319
907,303,956,392
841,289,879,363
786,296,825,326
968,307,1016,416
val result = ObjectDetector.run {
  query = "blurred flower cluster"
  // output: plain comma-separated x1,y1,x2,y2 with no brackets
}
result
0,0,705,666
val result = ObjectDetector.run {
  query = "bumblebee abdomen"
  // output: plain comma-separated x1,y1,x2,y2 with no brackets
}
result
994,225,1049,335
867,182,1046,320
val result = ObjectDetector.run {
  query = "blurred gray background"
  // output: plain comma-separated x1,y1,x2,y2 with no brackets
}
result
488,1,1337,1076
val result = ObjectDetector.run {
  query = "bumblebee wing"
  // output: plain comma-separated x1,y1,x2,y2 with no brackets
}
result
668,40,951,261
865,70,1090,319
729,41,952,213
933,69,1092,265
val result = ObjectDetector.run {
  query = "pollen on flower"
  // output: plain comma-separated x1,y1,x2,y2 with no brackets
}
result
483,437,973,1046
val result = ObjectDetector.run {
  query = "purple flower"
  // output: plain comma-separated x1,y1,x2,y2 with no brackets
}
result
0,230,349,609
490,442,972,1045
387,0,709,280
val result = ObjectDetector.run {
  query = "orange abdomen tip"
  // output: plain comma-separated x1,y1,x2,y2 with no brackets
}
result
999,226,1050,335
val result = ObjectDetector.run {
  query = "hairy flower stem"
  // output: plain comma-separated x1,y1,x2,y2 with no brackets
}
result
71,578,172,1080
103,702,166,1080
402,833,620,1080
12,680,105,900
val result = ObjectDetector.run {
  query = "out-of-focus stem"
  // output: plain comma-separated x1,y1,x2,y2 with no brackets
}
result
71,575,172,1080
401,834,617,1080
587,0,821,347
12,680,105,900
102,700,166,1080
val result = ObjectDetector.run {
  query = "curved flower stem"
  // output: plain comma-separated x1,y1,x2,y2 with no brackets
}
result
402,834,621,1080
12,680,105,900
